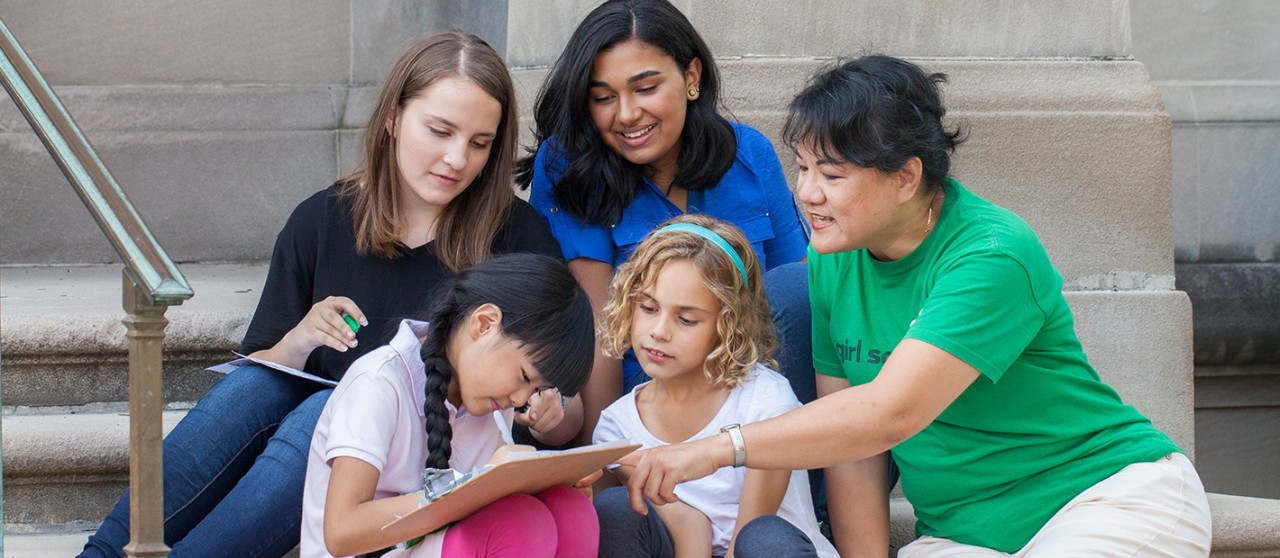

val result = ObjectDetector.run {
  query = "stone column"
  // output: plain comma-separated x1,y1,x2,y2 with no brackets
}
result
1133,0,1280,498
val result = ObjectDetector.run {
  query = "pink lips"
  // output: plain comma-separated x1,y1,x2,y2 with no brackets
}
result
643,347,672,363
432,173,460,186
616,124,655,148
809,213,834,231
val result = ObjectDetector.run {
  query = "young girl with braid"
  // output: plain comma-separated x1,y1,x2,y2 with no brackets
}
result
300,254,599,558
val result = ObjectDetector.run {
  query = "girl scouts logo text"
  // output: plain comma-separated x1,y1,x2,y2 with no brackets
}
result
836,339,892,364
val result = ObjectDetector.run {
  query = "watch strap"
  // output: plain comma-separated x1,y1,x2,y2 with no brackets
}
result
720,423,746,467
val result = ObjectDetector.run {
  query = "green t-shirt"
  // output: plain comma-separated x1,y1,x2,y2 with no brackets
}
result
810,180,1180,552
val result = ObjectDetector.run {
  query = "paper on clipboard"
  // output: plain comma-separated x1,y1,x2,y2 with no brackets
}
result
383,439,640,535
206,352,338,387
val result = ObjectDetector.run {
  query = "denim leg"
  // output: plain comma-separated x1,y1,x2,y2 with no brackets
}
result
595,487,675,558
169,388,330,558
734,515,819,558
79,365,323,558
763,262,827,522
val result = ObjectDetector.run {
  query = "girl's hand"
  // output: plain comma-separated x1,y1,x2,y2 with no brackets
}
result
486,444,536,465
250,296,366,370
514,388,565,434
572,468,604,499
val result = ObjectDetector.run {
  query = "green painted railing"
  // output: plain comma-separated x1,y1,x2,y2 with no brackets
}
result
0,16,193,558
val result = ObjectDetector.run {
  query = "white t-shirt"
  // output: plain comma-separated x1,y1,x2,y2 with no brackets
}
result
594,365,838,557
301,319,511,558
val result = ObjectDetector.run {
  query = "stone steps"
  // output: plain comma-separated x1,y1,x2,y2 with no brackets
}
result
1,263,266,530
1,407,187,526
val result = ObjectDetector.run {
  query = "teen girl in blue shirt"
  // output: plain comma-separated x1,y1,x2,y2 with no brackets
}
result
517,0,811,448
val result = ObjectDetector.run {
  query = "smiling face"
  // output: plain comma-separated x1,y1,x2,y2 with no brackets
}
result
629,259,721,382
587,38,701,188
794,142,923,260
389,77,502,219
447,304,553,415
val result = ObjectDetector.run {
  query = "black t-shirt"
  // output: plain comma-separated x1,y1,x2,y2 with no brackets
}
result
239,185,562,381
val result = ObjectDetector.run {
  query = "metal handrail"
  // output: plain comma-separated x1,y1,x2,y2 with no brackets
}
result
0,17,192,306
0,16,191,557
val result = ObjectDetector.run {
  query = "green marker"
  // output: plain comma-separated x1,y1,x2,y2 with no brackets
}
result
342,313,361,333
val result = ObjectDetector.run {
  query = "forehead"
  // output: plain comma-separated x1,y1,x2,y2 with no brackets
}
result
643,259,719,310
404,77,501,130
590,39,679,82
796,140,849,166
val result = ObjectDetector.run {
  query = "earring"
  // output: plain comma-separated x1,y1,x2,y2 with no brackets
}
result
688,86,699,100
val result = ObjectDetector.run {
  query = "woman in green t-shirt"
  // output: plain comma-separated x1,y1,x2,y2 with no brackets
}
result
617,55,1211,557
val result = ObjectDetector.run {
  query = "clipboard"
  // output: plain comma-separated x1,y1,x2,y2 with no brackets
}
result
382,439,640,535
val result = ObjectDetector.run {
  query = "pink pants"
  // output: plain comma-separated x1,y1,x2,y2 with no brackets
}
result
438,485,598,558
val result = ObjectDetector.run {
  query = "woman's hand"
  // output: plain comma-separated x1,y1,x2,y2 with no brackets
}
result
616,435,732,514
515,388,565,434
253,296,366,369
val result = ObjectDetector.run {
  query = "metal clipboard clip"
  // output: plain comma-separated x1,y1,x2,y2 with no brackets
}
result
419,465,490,504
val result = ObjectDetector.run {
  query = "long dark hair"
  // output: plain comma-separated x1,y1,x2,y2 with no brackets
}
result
417,254,593,469
515,0,736,225
782,55,966,193
337,30,518,270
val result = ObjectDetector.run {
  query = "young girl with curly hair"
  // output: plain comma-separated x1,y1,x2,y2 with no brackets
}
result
592,215,836,558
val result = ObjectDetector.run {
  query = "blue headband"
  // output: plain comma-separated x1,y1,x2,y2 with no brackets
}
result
653,223,749,286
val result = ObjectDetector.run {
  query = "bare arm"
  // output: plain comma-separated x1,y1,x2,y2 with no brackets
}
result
817,374,889,558
621,339,981,510
567,258,623,446
250,296,365,369
321,457,427,556
728,468,790,558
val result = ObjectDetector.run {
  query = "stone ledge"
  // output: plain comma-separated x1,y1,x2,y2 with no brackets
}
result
0,86,346,134
1,411,185,479
1,410,185,525
1,263,264,406
1158,82,1280,124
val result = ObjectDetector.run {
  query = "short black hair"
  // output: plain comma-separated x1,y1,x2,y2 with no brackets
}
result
516,0,737,225
783,55,966,190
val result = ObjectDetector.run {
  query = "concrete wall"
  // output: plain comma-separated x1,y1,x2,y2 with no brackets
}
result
1132,0,1280,499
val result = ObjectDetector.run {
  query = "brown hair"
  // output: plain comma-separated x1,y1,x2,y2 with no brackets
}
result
600,214,777,388
337,30,517,270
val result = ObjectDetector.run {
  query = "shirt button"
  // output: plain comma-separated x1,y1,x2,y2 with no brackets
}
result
550,206,558,213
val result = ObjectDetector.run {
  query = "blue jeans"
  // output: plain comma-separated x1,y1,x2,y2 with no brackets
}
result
595,486,676,558
735,515,821,558
79,364,331,558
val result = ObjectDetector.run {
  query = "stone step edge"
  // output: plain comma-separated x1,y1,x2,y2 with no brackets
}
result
0,263,267,357
1,409,186,478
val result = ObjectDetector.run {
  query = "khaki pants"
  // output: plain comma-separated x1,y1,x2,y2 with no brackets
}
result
900,453,1212,557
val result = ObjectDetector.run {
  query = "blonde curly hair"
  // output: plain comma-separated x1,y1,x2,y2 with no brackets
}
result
599,214,778,388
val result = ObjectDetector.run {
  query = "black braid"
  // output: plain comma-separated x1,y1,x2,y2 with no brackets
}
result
419,290,458,470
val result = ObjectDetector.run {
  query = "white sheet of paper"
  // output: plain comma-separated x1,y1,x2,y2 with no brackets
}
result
206,352,338,387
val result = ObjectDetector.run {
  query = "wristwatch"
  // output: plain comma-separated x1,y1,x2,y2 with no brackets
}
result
720,423,746,467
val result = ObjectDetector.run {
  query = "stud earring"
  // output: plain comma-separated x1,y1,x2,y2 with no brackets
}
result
688,86,699,100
